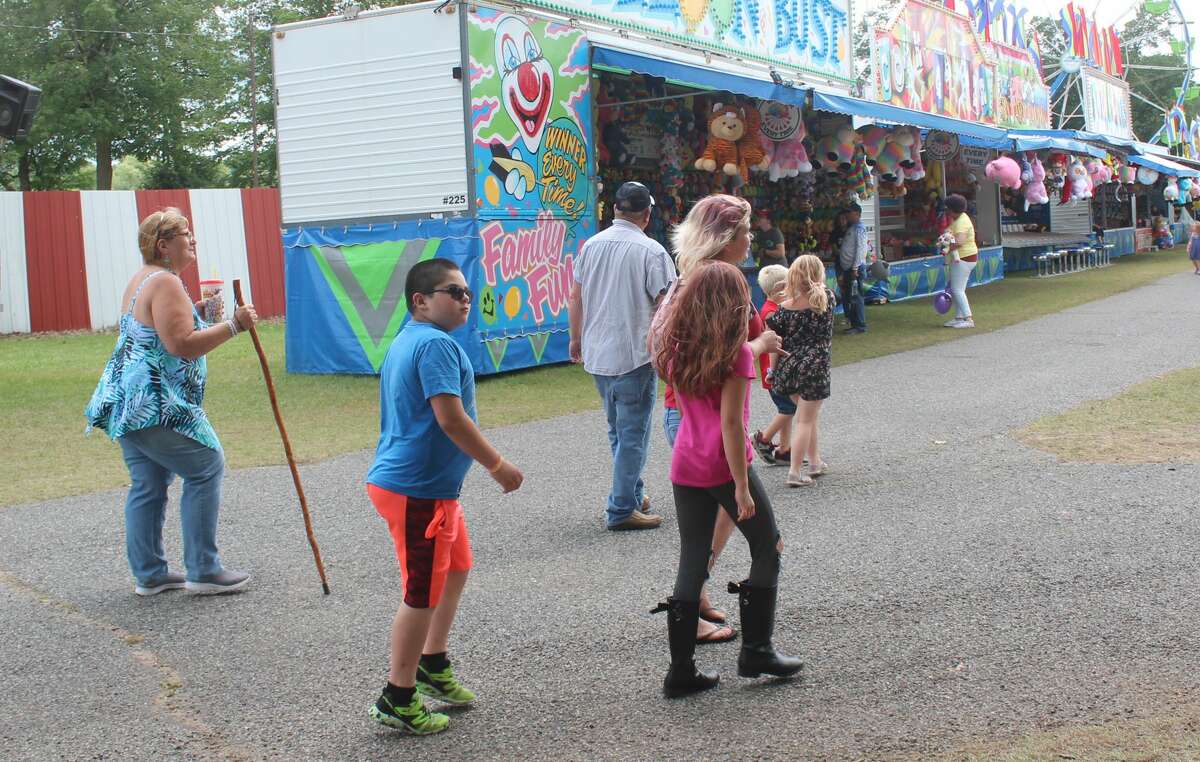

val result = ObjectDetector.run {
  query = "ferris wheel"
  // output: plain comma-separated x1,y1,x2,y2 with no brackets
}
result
1037,0,1195,143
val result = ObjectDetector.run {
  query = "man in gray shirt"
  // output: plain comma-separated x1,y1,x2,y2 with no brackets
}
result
569,182,676,531
837,203,868,334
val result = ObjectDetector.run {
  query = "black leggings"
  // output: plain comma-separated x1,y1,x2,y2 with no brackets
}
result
671,467,781,602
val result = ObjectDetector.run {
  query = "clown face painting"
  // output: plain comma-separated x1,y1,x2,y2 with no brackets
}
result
495,15,554,155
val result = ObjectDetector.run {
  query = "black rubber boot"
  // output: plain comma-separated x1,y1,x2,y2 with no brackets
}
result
662,598,720,698
731,581,804,679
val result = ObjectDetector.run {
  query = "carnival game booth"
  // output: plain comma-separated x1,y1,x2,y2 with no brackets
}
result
1128,152,1200,249
273,0,856,375
991,134,1114,272
801,92,1014,302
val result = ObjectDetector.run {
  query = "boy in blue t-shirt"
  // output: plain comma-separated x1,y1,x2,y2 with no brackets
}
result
366,258,523,735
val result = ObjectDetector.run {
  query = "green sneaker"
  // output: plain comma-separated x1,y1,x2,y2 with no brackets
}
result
369,692,449,735
416,662,477,705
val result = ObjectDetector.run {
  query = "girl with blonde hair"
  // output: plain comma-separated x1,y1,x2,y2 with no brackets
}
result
765,255,834,487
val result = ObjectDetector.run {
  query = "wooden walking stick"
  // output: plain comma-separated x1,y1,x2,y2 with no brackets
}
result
233,280,331,595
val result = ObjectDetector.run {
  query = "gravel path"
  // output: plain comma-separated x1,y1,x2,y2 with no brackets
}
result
3,272,1199,760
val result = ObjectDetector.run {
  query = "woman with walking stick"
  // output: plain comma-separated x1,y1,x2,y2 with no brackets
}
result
85,207,256,596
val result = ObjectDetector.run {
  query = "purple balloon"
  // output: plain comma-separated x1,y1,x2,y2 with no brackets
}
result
933,290,952,314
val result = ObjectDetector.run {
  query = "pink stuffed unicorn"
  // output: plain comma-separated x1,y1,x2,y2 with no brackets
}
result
1023,156,1049,210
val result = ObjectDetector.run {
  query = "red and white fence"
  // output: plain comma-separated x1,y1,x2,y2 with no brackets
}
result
0,188,286,334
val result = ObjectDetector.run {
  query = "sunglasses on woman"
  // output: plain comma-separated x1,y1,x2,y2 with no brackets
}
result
426,285,473,302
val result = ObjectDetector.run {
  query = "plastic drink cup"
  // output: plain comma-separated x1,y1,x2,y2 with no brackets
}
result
199,278,224,323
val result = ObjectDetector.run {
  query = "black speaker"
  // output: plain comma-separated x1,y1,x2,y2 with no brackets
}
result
0,75,42,141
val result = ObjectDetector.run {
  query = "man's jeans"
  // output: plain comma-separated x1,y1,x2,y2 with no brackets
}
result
592,363,656,526
838,266,867,329
118,426,225,585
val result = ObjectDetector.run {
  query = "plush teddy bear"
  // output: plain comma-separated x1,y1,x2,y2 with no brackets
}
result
737,102,770,178
985,156,1022,190
695,102,745,177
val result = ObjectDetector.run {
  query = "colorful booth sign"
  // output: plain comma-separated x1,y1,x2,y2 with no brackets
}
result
873,1,997,124
519,0,853,83
1080,67,1133,140
992,42,1050,129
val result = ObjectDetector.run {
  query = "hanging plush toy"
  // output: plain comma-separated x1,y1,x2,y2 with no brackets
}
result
985,156,1022,190
906,129,926,181
1047,153,1068,196
814,135,841,173
1024,156,1049,210
1020,154,1034,185
1085,159,1111,186
737,102,770,178
761,128,812,181
858,126,891,166
825,125,859,172
877,141,909,184
1136,166,1160,185
657,101,685,190
1163,177,1180,202
891,126,918,171
695,102,745,177
1178,178,1193,204
1068,158,1093,201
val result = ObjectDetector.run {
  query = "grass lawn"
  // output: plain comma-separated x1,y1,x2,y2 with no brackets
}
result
1017,365,1200,464
1,245,1191,507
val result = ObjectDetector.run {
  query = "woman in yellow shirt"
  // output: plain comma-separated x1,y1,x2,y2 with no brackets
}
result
944,194,978,328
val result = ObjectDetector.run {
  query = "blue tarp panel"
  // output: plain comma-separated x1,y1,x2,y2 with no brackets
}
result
1129,153,1200,177
1008,134,1107,158
284,218,484,375
1008,129,1143,153
811,91,1011,147
284,217,574,376
591,47,807,106
860,247,1005,302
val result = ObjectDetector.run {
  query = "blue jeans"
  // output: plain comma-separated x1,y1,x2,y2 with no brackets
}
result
663,406,681,448
118,426,225,584
838,266,866,329
593,363,656,525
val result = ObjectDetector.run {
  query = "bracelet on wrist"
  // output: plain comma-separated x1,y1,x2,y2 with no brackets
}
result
488,457,505,473
225,318,239,338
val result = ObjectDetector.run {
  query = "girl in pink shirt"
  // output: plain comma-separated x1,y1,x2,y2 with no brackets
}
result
652,260,802,699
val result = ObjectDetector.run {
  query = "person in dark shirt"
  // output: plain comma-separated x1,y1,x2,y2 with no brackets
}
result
752,209,786,267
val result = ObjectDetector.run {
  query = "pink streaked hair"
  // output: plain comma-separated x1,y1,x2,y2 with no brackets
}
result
671,194,751,276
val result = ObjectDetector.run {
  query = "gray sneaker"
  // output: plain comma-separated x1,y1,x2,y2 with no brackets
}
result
185,569,250,595
135,571,186,597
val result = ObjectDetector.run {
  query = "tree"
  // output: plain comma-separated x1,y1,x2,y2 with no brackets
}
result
852,0,901,96
1033,5,1198,142
0,0,234,189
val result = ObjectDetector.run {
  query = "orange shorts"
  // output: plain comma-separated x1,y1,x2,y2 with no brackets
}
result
367,484,473,609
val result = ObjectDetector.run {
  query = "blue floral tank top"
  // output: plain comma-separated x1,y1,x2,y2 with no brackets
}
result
84,271,220,450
